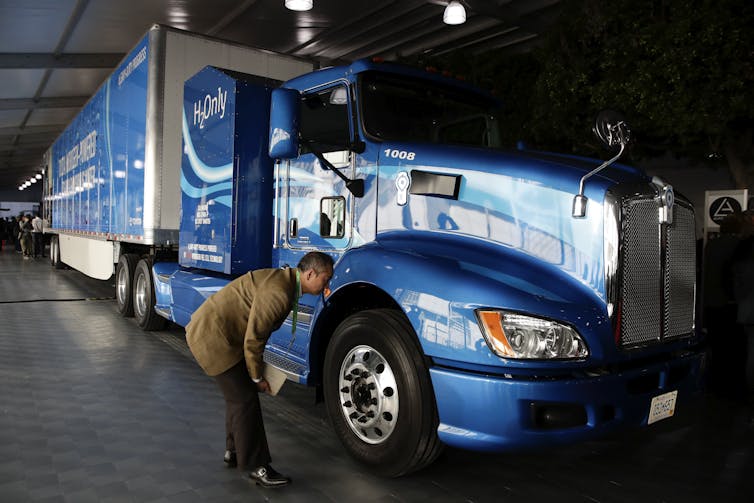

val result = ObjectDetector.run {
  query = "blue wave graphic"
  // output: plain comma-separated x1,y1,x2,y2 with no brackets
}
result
182,110,233,183
180,171,232,207
214,195,232,207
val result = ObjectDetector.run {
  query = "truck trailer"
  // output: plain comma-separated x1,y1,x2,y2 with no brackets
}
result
43,25,313,282
44,25,705,477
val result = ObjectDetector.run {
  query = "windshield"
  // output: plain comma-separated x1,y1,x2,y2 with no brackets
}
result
359,71,503,149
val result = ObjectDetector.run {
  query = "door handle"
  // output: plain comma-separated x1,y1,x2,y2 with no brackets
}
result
289,218,298,238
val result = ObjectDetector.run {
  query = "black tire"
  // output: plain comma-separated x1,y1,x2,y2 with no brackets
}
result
133,258,168,331
115,254,139,317
50,235,65,269
323,309,443,477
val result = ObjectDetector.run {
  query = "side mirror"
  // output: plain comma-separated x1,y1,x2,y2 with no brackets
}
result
572,111,632,218
269,88,301,159
593,110,631,150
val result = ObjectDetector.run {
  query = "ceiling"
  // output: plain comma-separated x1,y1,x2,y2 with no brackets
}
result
0,0,562,192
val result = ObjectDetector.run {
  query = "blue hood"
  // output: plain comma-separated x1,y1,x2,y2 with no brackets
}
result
374,142,650,304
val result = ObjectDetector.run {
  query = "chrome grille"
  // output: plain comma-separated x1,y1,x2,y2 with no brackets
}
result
620,200,662,346
664,205,696,338
618,198,696,348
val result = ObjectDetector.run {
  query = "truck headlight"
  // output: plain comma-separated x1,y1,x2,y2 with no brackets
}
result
476,310,588,360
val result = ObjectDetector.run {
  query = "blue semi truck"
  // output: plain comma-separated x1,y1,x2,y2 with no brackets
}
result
44,25,704,476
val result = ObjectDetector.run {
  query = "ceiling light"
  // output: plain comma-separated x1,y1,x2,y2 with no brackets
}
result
285,0,313,11
35,173,42,179
18,186,23,191
443,1,466,25
31,178,37,183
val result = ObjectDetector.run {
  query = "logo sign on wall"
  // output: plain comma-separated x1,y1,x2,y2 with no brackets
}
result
705,189,748,232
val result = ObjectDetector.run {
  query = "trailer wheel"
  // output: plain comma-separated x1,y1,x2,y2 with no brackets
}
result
116,254,139,317
50,235,65,269
323,309,443,477
133,259,167,331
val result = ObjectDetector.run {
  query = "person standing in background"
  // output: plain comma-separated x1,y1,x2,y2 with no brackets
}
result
730,212,754,408
0,217,6,251
19,215,33,259
14,215,22,253
31,212,44,258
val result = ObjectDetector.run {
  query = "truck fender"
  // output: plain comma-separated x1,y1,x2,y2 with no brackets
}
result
319,232,610,370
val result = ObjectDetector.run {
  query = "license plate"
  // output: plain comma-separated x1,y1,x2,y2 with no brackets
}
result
647,390,678,425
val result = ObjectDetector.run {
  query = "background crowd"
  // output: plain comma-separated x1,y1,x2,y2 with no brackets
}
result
0,213,46,258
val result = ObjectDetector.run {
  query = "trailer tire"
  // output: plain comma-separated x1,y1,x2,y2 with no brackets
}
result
323,309,443,477
116,254,139,317
133,259,167,331
50,235,65,269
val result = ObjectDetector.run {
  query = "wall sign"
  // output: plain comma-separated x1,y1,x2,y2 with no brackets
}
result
704,189,748,232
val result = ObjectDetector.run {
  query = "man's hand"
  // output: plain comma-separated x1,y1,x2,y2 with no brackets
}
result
255,378,270,394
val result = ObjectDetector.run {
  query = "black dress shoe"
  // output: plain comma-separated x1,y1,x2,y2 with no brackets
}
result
248,465,291,488
223,450,237,467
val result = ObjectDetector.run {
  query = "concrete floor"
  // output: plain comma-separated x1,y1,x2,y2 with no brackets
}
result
0,245,752,502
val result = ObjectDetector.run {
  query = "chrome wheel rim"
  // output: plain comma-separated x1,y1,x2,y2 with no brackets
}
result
116,265,128,306
338,345,398,445
134,272,148,319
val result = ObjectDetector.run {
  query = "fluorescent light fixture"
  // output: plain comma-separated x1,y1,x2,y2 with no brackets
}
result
285,0,313,11
443,1,466,25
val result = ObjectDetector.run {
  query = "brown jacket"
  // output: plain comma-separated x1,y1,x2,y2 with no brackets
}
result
186,267,297,380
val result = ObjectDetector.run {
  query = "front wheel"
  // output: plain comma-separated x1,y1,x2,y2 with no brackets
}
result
323,309,443,477
133,259,168,331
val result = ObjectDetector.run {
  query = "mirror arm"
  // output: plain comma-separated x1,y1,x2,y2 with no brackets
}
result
577,142,625,197
308,142,365,198
310,148,350,184
572,142,625,218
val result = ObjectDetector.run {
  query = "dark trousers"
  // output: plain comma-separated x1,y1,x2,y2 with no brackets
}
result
32,233,43,257
214,361,271,471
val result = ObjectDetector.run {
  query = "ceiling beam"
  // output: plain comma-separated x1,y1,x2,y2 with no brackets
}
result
206,0,260,35
0,53,123,69
289,0,416,57
378,16,504,60
421,24,520,57
0,96,87,111
0,157,43,167
0,144,48,153
0,125,64,136
329,5,441,61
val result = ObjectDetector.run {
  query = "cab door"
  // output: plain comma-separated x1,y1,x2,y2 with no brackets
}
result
280,83,354,259
270,83,355,361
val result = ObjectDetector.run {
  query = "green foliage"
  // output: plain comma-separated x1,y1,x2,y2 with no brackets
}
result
530,0,754,160
417,0,754,165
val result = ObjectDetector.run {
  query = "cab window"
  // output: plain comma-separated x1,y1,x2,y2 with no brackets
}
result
301,85,351,153
320,197,345,238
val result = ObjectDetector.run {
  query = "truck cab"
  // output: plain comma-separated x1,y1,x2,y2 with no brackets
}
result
154,59,704,476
